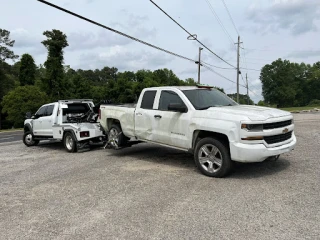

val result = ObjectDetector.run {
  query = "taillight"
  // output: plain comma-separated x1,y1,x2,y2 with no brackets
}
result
98,109,101,119
80,131,90,138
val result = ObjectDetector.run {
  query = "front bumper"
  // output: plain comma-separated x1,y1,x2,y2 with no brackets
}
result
230,133,296,162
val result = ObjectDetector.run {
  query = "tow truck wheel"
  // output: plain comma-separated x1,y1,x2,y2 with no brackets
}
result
108,124,126,148
63,132,78,153
23,131,39,147
194,137,233,178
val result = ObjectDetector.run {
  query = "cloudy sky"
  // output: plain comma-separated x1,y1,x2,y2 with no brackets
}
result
2,0,320,102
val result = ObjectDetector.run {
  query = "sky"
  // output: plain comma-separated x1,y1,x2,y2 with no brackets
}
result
1,0,320,103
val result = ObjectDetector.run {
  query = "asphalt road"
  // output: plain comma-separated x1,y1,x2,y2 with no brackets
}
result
0,114,319,240
0,130,23,144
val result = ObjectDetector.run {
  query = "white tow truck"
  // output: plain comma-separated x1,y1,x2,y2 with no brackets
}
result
99,85,296,177
23,99,105,152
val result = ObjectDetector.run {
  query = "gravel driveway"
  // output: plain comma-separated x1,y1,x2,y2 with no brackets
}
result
0,113,319,240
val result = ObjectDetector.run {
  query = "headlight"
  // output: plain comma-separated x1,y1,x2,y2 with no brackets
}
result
241,124,263,131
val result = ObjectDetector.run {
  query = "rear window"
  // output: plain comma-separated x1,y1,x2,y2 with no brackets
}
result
141,91,156,109
63,103,90,115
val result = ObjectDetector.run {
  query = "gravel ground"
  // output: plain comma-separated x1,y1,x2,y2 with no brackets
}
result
0,114,319,240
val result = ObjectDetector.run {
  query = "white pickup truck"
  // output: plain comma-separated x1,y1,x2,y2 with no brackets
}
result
23,99,105,152
99,86,296,177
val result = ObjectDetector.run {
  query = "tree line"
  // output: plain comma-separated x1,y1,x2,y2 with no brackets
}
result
260,59,320,108
1,28,225,129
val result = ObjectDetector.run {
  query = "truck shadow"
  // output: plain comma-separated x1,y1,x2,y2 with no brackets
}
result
230,158,290,179
107,144,291,178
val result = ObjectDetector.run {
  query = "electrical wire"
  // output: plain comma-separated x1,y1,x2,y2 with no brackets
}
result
149,0,237,68
204,0,237,51
37,0,197,64
201,61,234,70
202,64,247,88
220,0,239,36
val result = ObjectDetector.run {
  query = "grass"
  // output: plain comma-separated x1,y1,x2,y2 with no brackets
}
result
0,128,23,132
279,106,320,112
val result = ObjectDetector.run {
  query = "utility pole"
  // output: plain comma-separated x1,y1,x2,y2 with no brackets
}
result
197,47,203,84
235,36,242,103
246,73,249,105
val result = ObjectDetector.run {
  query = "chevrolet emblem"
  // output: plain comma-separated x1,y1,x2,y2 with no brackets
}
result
282,128,289,134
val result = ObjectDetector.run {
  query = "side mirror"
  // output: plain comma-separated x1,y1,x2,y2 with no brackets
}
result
168,103,188,113
25,112,32,119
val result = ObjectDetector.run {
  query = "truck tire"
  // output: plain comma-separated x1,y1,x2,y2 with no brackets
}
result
194,137,233,178
108,124,127,148
23,131,39,147
63,132,78,153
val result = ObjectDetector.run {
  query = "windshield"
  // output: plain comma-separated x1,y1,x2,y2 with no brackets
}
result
182,89,238,110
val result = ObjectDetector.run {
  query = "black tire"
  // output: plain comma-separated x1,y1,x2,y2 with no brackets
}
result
194,137,233,178
23,131,39,147
63,132,78,153
108,124,127,148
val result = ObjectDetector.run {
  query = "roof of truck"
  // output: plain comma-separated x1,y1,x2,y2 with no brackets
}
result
145,86,216,91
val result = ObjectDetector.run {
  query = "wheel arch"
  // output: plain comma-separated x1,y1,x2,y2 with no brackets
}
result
106,118,122,131
192,130,230,152
24,124,32,133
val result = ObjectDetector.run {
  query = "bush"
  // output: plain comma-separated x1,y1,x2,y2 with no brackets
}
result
308,99,320,106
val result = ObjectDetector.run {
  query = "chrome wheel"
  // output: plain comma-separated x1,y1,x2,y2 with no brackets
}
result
198,144,223,173
108,128,119,147
25,133,34,145
65,135,74,151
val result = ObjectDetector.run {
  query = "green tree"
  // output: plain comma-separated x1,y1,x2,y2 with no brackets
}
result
0,28,19,129
19,53,36,86
1,86,49,128
42,29,69,100
227,93,253,105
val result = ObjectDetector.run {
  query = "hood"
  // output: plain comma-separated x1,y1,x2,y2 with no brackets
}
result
207,105,291,121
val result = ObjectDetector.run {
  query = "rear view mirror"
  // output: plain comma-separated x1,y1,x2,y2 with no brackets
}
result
168,103,188,113
25,112,32,119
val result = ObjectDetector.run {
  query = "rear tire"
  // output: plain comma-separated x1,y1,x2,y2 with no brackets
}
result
23,131,39,147
194,137,233,178
63,132,78,153
108,124,127,148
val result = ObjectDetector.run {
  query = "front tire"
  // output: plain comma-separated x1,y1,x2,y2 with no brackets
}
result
63,132,78,153
23,131,39,147
194,137,233,178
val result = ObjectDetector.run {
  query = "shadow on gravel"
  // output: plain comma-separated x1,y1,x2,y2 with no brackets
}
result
108,144,291,178
230,158,290,179
36,141,103,152
107,144,196,170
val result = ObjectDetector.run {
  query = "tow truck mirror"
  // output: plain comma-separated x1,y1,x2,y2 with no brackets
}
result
25,112,32,119
168,103,188,113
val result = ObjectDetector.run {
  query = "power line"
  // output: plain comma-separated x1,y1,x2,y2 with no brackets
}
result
204,0,236,50
201,61,234,70
37,0,197,64
240,72,246,86
245,48,320,52
240,67,261,72
149,0,236,69
202,64,246,88
220,0,239,36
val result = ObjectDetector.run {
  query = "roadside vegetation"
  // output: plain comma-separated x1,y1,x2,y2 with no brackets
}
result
1,27,319,129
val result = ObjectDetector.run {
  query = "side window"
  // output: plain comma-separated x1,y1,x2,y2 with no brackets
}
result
35,106,47,117
140,91,156,109
45,105,54,116
159,91,185,111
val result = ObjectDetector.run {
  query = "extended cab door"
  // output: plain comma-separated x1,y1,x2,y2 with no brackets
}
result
153,90,192,149
134,90,158,141
41,104,55,136
32,105,47,136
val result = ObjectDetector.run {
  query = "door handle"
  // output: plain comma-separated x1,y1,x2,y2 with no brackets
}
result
154,115,162,119
136,113,142,116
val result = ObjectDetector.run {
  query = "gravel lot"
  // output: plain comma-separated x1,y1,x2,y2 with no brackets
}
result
0,113,319,240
